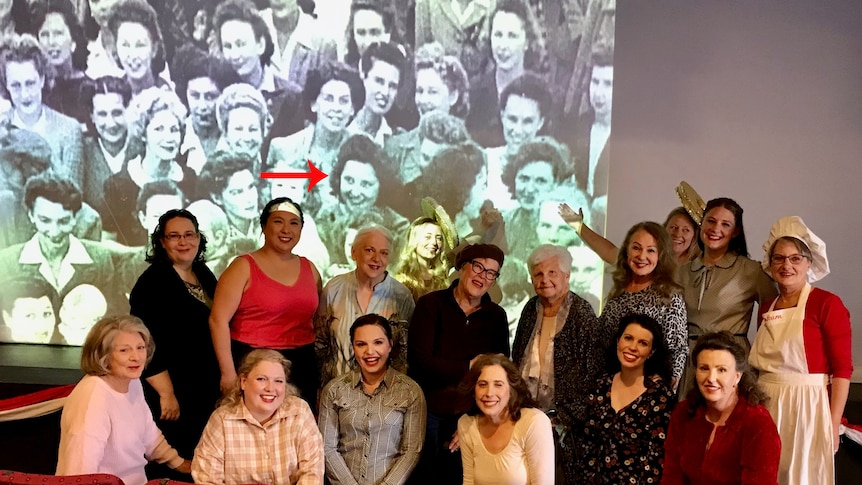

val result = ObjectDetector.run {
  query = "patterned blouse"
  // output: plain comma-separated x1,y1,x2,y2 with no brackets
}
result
598,286,688,379
574,374,675,484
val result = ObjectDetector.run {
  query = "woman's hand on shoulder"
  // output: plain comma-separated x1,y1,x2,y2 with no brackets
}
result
220,371,238,395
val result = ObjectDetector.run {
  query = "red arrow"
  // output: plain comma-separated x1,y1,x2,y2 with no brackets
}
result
260,159,329,192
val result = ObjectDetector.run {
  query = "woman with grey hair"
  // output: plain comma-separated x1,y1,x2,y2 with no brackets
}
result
511,243,599,484
315,225,415,386
57,315,191,485
103,87,194,245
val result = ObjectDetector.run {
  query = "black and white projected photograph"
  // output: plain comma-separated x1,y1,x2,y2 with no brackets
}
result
0,0,615,345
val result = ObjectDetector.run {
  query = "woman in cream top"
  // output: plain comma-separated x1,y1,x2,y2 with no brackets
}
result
458,354,554,485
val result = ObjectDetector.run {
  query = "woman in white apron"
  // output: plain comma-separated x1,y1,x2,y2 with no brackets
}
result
750,216,853,485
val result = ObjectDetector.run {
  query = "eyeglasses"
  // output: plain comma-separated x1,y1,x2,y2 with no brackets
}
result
770,254,807,266
470,260,500,280
164,231,200,242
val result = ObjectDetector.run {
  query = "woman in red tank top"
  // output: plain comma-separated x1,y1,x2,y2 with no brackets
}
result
209,196,323,409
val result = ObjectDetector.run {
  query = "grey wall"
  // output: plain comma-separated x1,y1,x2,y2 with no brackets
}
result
609,0,862,380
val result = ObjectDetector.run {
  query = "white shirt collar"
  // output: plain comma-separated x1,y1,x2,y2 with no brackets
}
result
126,155,185,188
19,234,93,291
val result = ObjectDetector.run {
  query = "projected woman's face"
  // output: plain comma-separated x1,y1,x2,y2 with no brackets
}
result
220,20,264,78
340,160,379,212
38,13,75,69
353,8,389,57
312,79,353,133
225,106,263,158
219,169,259,221
144,109,181,162
415,67,452,116
515,161,554,211
116,21,155,82
490,11,527,71
5,60,45,117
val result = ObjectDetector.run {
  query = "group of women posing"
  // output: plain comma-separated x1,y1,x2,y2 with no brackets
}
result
559,194,851,485
51,186,850,485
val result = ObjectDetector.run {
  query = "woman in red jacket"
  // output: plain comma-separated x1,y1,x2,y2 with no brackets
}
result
664,332,781,485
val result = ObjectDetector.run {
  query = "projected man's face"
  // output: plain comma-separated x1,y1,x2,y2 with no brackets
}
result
137,194,183,234
363,58,399,115
353,8,390,57
224,106,263,158
514,161,553,211
590,64,614,121
29,197,75,251
5,60,44,117
187,76,220,132
268,161,306,203
491,11,527,71
340,160,379,212
218,169,259,221
312,79,353,133
415,67,452,116
501,94,543,149
144,109,181,162
91,92,127,146
3,296,56,344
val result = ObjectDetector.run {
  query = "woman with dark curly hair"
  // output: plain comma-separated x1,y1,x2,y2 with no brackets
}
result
30,0,90,123
129,208,219,480
317,134,408,266
0,33,83,186
573,314,676,484
465,0,548,147
597,222,688,386
458,353,554,485
663,332,780,484
106,0,169,94
212,0,296,116
266,60,364,206
502,137,570,262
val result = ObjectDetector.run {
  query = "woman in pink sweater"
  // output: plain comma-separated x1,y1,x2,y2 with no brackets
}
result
56,315,191,485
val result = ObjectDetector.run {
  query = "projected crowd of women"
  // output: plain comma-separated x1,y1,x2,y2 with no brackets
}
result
0,0,613,346
0,1,852,485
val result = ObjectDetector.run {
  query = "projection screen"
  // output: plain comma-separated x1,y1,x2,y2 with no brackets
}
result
0,0,615,345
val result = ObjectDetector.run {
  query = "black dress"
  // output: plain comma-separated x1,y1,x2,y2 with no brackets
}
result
572,373,675,484
129,260,220,465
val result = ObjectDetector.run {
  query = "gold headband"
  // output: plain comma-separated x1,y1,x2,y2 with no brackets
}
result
268,201,301,218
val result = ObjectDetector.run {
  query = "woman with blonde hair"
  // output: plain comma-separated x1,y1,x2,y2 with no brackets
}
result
392,217,452,302
193,349,324,484
103,87,194,246
57,315,191,485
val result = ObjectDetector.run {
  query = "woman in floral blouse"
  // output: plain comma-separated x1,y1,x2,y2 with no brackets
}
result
574,313,676,484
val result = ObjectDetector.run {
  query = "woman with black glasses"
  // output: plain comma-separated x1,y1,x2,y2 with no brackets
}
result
129,208,220,480
407,243,510,484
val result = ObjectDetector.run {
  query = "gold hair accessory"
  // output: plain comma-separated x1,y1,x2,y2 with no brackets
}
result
675,181,706,225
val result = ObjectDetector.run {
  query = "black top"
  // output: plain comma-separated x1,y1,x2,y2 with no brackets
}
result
129,259,219,456
407,280,510,415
